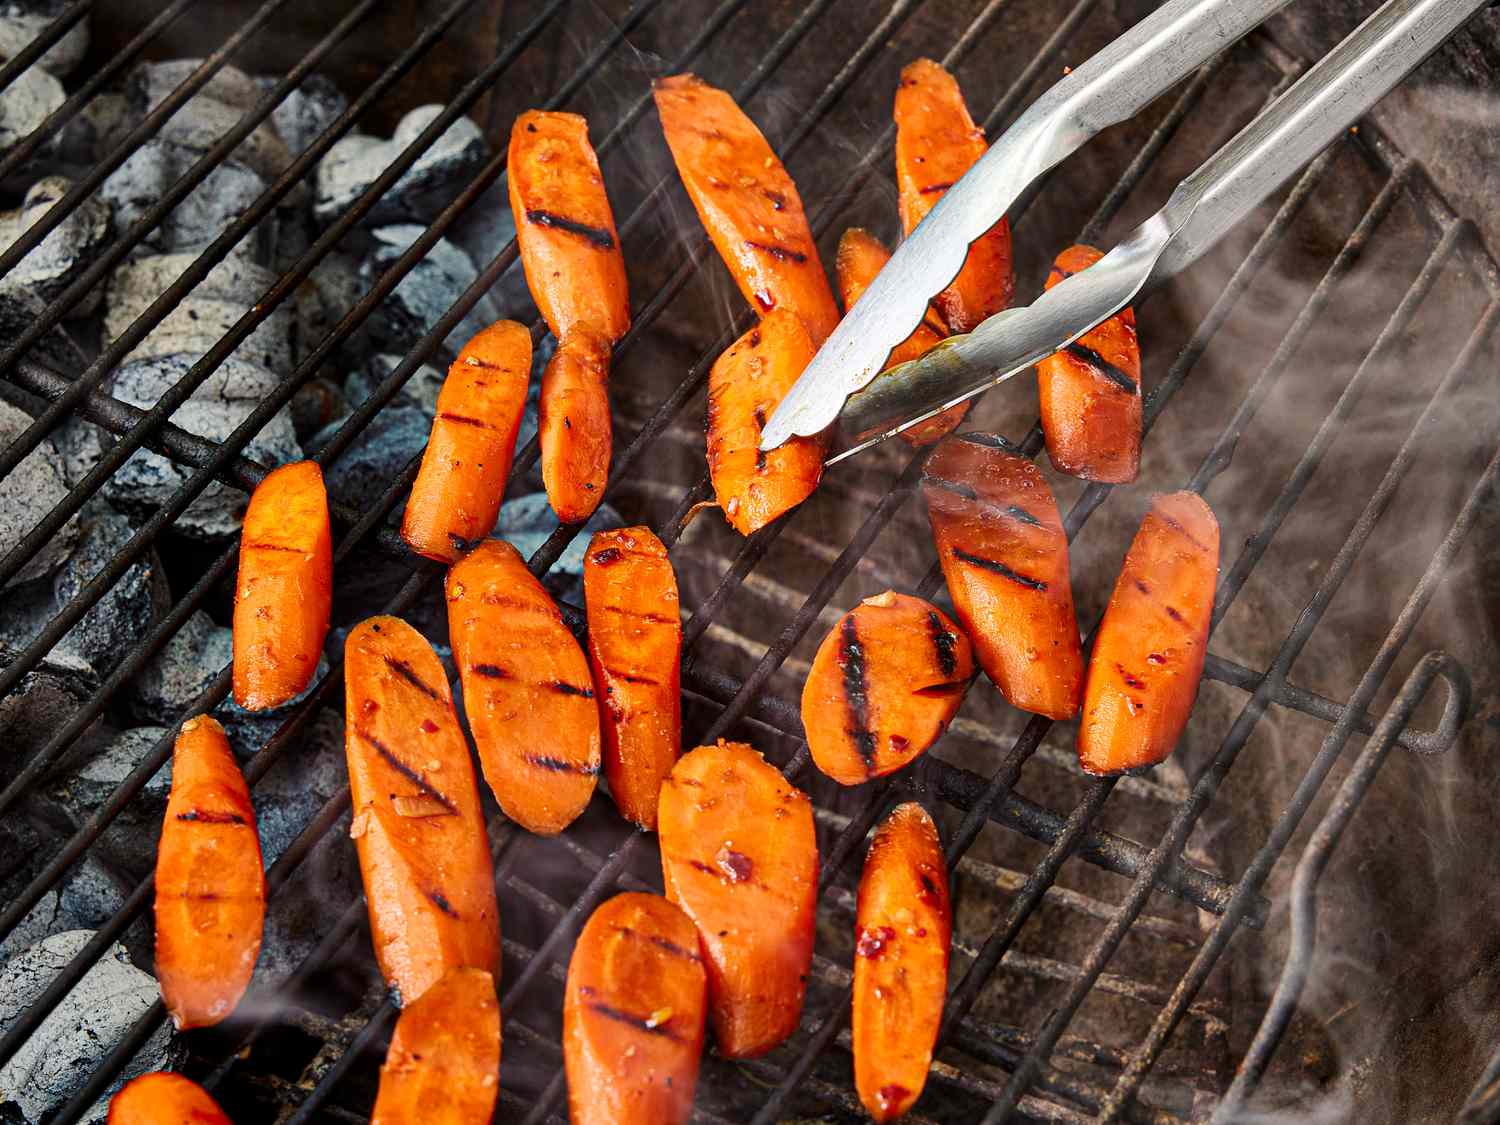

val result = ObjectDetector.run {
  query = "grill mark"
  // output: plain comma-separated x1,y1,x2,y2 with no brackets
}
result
584,997,683,1039
647,934,702,962
1165,605,1185,623
470,663,508,679
1161,512,1214,554
754,407,768,471
590,547,624,566
525,209,615,249
841,616,878,773
1065,342,1138,394
601,604,677,626
609,670,660,686
176,810,247,825
358,730,457,812
954,431,1016,451
744,239,808,264
1134,578,1151,596
922,474,977,500
952,547,1048,591
928,611,957,678
427,889,459,918
919,180,954,193
438,411,490,428
1002,504,1042,527
243,541,301,552
384,656,441,701
1117,663,1146,691
527,754,599,775
549,680,595,698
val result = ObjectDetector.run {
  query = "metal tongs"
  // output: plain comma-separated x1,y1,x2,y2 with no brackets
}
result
760,0,1489,462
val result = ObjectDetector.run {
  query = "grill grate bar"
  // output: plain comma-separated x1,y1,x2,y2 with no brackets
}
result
0,0,87,99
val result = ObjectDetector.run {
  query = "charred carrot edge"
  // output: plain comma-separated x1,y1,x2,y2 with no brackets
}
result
894,58,1013,333
232,459,332,710
370,966,501,1125
565,893,707,1125
155,714,265,1031
540,328,613,524
448,540,601,835
401,320,533,564
658,739,818,1058
835,228,967,445
108,1073,231,1124
1077,492,1219,776
801,591,975,786
653,73,840,344
853,802,951,1123
706,308,824,536
922,433,1084,719
344,616,502,1003
1036,244,1142,483
583,527,681,831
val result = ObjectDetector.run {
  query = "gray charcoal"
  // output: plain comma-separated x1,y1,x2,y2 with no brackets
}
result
101,140,270,259
0,399,78,586
344,351,445,418
0,176,111,315
288,377,349,442
55,92,128,167
291,248,363,367
0,0,90,77
359,225,484,356
55,858,129,931
267,73,347,156
126,60,291,182
241,706,344,864
496,493,623,603
314,104,486,226
52,416,108,489
46,726,173,819
0,890,60,969
0,66,62,157
0,649,97,774
312,400,429,511
51,506,168,676
125,610,230,724
448,191,531,318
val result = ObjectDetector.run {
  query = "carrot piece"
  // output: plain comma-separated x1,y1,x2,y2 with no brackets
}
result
370,967,501,1125
564,893,707,1125
657,740,818,1057
852,802,951,1123
1077,492,1219,776
447,540,601,835
922,434,1084,719
1036,245,1142,483
894,58,1012,333
539,328,612,523
155,714,265,1030
801,592,974,786
707,309,824,536
232,460,332,710
653,73,839,344
583,527,681,830
343,616,501,1003
835,228,967,445
108,1073,231,1124
400,320,533,564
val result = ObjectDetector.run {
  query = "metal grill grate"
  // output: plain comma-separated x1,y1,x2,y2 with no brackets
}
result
0,0,1494,1122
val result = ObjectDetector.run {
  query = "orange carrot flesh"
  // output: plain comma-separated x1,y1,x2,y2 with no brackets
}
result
447,540,601,835
370,967,501,1125
706,308,824,536
401,320,533,564
1078,492,1219,776
801,592,974,786
653,73,839,344
583,527,681,831
1036,244,1142,483
343,616,502,1003
852,802,951,1123
108,1073,231,1124
922,434,1084,720
657,740,818,1057
232,460,331,710
835,227,967,445
895,58,1013,333
539,328,612,524
155,714,265,1030
565,893,707,1125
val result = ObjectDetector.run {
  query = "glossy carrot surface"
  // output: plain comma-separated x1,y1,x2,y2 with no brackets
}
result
539,328,612,524
108,1073,231,1124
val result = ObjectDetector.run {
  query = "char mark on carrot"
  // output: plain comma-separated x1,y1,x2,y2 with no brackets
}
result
427,889,460,918
359,730,457,812
471,663,509,679
840,615,878,771
951,547,1049,591
525,208,616,249
928,611,959,678
744,239,808,264
175,810,247,825
385,655,442,700
1064,341,1138,393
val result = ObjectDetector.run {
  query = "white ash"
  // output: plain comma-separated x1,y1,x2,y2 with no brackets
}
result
0,0,89,77
357,224,491,358
51,416,108,489
50,505,169,676
0,65,62,158
101,140,271,260
447,190,532,317
124,609,230,725
125,60,292,183
262,72,347,157
0,176,111,316
54,91,128,167
0,398,78,585
291,248,363,368
40,727,172,880
344,351,446,418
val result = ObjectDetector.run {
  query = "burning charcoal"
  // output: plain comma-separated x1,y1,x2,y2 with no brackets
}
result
125,610,231,725
126,60,291,182
0,931,174,1122
0,0,90,77
0,65,62,158
0,398,78,585
101,141,271,259
314,104,486,226
496,493,623,603
265,72,347,156
311,399,430,511
357,225,486,356
51,505,168,677
0,176,111,316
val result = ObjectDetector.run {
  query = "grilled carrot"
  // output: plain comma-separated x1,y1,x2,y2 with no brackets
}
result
835,227,967,445
802,592,974,785
895,58,1012,333
400,320,532,564
565,893,707,1125
654,73,839,344
370,967,501,1125
108,1073,231,1124
155,714,264,1030
448,540,601,835
538,327,612,523
1078,492,1218,776
853,802,951,1123
344,616,501,1003
922,433,1083,719
1036,244,1142,483
707,309,824,536
657,740,817,1058
232,460,331,710
583,527,681,831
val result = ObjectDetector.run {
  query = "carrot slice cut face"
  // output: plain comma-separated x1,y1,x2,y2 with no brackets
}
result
155,714,265,1030
538,327,613,523
108,1073,231,1124
1078,492,1219,775
853,802,951,1123
448,540,601,834
895,58,1012,333
707,308,824,536
583,527,681,830
654,73,839,344
343,616,502,1003
658,740,818,1058
802,591,974,785
232,460,331,710
1036,244,1142,483
565,893,707,1125
370,966,501,1125
401,320,532,563
923,433,1084,719
835,227,966,445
